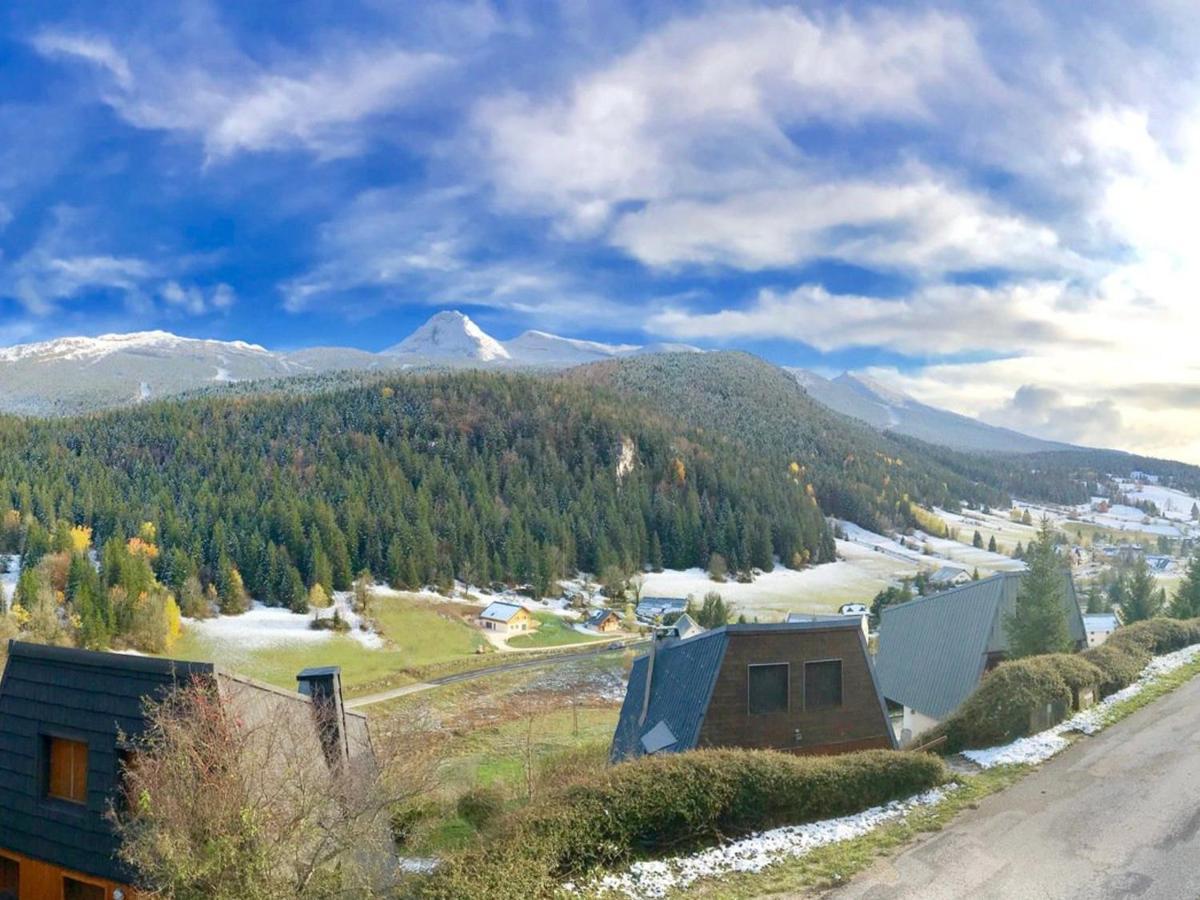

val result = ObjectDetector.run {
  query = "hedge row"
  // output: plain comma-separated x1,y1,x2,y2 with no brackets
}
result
932,617,1200,753
414,749,948,899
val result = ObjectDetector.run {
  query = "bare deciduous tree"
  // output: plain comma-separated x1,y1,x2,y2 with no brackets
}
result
112,676,439,899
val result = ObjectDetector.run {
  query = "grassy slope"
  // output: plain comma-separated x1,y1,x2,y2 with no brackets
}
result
171,593,489,691
507,611,608,648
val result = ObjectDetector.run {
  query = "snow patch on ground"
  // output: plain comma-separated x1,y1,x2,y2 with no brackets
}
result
574,787,953,899
0,554,19,611
963,642,1200,768
186,592,381,650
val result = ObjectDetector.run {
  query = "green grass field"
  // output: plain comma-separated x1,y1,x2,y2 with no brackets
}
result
170,592,490,692
506,610,607,648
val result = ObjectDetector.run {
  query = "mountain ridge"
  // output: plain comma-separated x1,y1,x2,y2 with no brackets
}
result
0,312,1094,462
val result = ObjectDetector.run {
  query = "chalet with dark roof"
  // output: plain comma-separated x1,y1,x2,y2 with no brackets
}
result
0,641,374,900
610,620,895,762
875,571,1087,743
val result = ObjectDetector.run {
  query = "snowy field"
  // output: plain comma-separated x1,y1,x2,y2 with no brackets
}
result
912,531,1027,573
640,540,910,618
577,786,953,899
185,593,381,650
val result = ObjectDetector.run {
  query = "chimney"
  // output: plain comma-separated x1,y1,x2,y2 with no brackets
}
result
297,666,349,769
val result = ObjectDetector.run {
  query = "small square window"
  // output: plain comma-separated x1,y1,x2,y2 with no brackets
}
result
63,876,105,900
748,663,789,714
0,854,19,899
805,660,843,710
46,736,89,804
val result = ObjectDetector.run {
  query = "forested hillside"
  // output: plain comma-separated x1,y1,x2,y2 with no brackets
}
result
573,353,1200,524
0,371,833,616
572,353,1015,532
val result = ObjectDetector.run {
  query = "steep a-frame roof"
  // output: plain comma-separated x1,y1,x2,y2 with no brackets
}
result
0,641,375,886
0,642,214,883
610,628,727,762
610,619,878,762
875,571,1086,720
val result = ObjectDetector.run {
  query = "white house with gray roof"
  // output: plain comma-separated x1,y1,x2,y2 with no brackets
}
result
875,571,1087,744
478,600,536,633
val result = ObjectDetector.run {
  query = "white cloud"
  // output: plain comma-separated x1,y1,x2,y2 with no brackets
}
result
474,7,992,233
648,280,1093,356
280,188,632,325
611,176,1065,273
160,281,236,315
32,32,133,88
33,30,447,160
0,208,229,318
988,385,1123,447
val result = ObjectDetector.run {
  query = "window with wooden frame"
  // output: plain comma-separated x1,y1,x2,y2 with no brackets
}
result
747,663,789,714
45,736,89,804
62,875,106,900
0,853,19,899
804,659,843,710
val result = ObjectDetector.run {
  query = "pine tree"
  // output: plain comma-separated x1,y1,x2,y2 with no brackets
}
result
1085,582,1108,614
1170,547,1200,619
697,591,731,628
973,530,983,548
1005,518,1070,658
988,535,998,553
1121,556,1163,623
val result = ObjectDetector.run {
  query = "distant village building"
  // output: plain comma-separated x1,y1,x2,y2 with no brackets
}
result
1083,613,1120,647
666,612,704,640
478,601,537,634
874,572,1087,744
585,608,622,633
926,565,972,589
635,597,688,623
0,642,376,900
611,621,895,761
1145,555,1174,572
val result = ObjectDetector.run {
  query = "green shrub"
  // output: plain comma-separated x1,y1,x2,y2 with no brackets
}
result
1080,644,1148,696
1040,653,1105,692
456,786,505,832
933,658,1071,753
416,749,947,898
1109,618,1200,656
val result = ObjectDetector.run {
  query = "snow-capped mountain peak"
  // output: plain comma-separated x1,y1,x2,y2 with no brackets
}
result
503,329,638,363
385,310,511,361
0,330,269,364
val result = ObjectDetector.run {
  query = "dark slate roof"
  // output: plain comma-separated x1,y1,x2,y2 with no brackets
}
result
875,571,1086,720
610,628,727,762
586,608,619,628
0,641,214,883
610,619,868,762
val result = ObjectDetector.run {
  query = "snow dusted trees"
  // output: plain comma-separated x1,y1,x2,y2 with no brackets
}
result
1005,518,1071,658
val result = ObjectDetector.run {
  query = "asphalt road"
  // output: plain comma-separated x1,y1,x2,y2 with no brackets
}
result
344,638,646,708
824,673,1200,900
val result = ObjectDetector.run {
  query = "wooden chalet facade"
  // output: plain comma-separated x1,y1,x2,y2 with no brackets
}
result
0,641,374,900
610,620,895,761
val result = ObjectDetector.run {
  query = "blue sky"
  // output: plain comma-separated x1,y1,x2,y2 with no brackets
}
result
3,1,1200,460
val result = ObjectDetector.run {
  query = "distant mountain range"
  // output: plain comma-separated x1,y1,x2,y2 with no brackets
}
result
790,369,1072,455
0,310,1068,457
